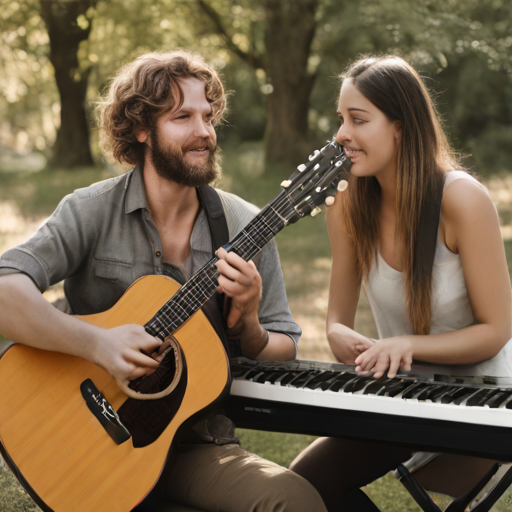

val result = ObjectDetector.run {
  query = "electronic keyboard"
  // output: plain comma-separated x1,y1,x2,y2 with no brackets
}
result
225,358,512,461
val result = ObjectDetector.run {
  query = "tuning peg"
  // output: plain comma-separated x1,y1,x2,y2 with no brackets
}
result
308,150,320,161
338,180,348,192
281,180,292,188
310,206,322,217
297,164,307,172
325,196,336,206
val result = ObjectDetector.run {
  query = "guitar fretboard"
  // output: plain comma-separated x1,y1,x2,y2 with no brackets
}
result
145,191,296,340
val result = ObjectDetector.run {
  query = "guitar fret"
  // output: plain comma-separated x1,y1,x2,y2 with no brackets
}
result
142,144,346,340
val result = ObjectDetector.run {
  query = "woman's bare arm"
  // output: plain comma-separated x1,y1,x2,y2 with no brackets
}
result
326,194,375,364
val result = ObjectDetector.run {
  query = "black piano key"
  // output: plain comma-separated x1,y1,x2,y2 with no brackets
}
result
380,380,411,397
244,369,264,380
329,375,360,393
428,386,453,402
230,364,252,378
401,382,430,399
466,388,499,407
440,386,474,404
254,371,276,384
288,371,321,388
344,376,374,394
305,371,340,390
279,371,305,386
452,388,479,405
415,384,443,401
363,377,392,395
322,373,355,392
266,371,289,384
485,390,512,408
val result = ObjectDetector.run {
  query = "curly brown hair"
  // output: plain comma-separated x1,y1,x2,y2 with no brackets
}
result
98,50,227,166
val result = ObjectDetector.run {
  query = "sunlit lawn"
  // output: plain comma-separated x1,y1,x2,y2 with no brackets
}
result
1,144,512,511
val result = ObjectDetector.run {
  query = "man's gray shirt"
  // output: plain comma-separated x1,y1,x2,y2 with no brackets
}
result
0,167,300,352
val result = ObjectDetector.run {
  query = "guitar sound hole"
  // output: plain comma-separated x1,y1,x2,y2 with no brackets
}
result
117,347,188,448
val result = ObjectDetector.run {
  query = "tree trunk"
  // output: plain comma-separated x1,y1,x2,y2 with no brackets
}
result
263,0,319,174
40,0,97,168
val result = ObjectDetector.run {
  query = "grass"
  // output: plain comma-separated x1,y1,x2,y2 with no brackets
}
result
1,146,512,510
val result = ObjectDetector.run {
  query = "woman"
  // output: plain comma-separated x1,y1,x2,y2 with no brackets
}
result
289,55,512,511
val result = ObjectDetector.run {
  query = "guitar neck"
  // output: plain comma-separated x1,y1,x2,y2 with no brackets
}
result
145,190,296,340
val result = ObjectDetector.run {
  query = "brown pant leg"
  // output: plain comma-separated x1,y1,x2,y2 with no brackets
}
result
158,443,327,512
289,437,413,511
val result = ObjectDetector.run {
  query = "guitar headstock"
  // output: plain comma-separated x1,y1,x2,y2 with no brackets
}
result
280,140,351,222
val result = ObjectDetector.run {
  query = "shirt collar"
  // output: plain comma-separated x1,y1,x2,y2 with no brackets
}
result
123,165,148,214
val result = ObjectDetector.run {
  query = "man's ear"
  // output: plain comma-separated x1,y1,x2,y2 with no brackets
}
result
135,127,149,144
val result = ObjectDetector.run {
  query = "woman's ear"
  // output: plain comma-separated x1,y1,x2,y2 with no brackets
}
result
393,120,403,144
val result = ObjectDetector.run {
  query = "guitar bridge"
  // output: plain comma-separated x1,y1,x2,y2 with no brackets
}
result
80,379,131,445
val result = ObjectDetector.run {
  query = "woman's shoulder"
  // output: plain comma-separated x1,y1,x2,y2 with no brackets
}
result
441,170,497,238
444,170,487,193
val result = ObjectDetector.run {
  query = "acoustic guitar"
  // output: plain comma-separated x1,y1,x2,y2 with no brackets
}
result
0,141,349,512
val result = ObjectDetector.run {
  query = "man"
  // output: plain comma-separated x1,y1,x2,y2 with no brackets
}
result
0,51,326,511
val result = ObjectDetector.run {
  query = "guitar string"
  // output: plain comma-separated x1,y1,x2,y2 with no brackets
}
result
148,189,312,337
148,150,345,337
146,193,296,337
148,203,292,337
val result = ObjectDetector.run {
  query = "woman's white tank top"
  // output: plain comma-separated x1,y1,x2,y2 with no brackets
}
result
365,171,512,377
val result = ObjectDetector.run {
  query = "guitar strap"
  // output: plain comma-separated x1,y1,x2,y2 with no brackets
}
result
197,186,242,358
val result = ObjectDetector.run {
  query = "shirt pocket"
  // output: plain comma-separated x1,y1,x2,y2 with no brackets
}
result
93,257,133,282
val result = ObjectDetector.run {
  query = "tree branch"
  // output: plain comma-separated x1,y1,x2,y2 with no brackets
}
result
196,0,265,69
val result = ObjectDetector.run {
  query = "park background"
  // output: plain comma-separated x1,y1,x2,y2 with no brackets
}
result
1,0,512,510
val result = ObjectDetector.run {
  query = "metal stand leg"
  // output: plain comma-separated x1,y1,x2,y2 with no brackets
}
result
395,460,512,512
394,463,442,512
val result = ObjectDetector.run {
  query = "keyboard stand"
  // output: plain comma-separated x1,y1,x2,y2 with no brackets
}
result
394,456,512,512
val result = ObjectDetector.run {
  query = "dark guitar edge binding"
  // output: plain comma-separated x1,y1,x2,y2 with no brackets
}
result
0,344,54,512
0,437,53,512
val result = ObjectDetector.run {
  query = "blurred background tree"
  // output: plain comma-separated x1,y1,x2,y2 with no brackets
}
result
1,0,512,175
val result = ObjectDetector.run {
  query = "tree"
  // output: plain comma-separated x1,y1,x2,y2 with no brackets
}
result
196,0,321,173
39,0,98,167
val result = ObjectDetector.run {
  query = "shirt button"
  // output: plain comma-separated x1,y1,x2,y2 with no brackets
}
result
155,251,162,257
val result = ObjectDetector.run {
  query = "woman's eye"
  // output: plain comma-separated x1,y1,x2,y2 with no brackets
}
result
354,118,365,124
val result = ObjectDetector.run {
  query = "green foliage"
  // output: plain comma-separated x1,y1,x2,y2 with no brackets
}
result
3,0,512,174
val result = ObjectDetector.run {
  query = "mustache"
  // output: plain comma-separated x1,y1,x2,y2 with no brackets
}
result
183,139,216,152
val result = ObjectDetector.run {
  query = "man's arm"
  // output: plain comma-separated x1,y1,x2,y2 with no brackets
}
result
0,274,162,380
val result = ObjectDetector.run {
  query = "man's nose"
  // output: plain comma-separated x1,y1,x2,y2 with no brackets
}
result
193,116,211,138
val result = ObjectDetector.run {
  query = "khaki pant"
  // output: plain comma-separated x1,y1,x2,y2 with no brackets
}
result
138,443,326,512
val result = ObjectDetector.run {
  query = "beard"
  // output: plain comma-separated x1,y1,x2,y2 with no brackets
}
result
149,128,220,188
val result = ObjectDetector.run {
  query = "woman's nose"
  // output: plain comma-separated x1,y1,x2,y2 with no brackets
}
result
336,123,351,145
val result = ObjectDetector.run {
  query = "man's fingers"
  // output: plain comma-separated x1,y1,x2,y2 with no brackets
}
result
129,351,160,369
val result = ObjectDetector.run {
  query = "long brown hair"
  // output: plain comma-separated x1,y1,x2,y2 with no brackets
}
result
339,56,459,334
98,50,227,166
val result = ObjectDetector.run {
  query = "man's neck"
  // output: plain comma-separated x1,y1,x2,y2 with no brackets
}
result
142,161,200,225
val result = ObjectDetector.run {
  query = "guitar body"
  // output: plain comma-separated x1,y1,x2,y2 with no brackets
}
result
0,275,230,512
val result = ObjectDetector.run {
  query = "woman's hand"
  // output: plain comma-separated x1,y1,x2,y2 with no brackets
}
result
327,323,375,365
354,337,413,378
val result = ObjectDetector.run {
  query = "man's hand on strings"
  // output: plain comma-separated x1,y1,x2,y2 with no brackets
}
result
215,247,262,329
91,324,163,381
